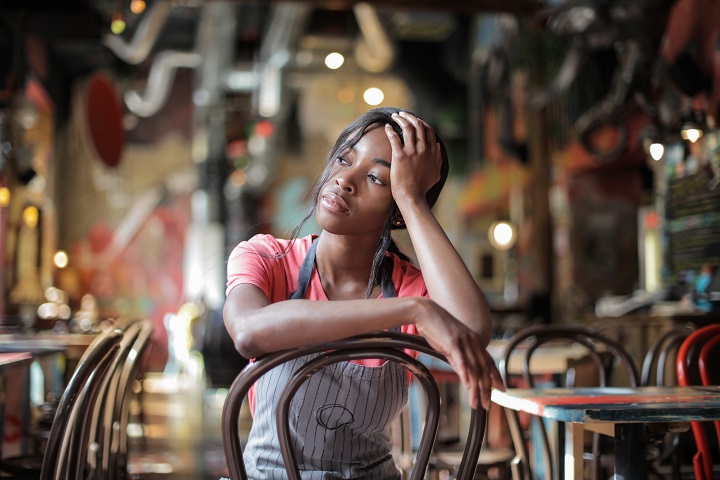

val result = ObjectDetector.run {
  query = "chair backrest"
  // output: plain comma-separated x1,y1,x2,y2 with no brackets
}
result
676,323,720,480
39,326,124,480
641,323,696,386
221,331,487,480
498,324,640,480
84,318,153,480
108,319,153,479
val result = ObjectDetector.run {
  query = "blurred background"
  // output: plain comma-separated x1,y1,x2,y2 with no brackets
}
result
0,0,719,403
2,1,720,478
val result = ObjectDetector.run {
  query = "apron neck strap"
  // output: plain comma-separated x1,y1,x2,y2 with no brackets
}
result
289,237,397,301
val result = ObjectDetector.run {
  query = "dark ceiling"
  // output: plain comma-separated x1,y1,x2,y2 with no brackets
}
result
0,0,545,124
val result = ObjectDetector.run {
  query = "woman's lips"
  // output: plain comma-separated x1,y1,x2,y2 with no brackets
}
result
321,192,349,214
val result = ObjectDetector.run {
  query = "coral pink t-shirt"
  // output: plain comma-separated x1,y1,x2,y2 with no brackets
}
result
226,234,426,412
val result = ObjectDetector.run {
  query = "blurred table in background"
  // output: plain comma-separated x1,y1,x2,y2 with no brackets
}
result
0,333,96,362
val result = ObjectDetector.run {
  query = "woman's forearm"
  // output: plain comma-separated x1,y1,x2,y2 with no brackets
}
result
224,289,427,358
399,199,492,343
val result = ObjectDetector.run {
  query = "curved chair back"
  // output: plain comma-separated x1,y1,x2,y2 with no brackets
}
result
82,318,153,480
676,323,720,480
498,324,640,480
39,327,124,480
221,331,487,480
641,323,696,387
108,319,153,479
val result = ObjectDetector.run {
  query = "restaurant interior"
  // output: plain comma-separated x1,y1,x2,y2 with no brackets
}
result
1,0,720,479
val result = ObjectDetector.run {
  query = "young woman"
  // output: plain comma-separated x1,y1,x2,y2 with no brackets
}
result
224,107,504,479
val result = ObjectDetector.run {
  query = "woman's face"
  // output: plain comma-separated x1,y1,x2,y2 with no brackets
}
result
316,127,394,236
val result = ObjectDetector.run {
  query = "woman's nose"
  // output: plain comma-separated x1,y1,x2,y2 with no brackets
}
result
336,175,355,193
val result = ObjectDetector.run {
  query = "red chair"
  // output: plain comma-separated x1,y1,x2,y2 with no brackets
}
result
676,323,720,480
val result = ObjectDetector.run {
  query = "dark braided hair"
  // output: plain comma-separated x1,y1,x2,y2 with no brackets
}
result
287,106,450,298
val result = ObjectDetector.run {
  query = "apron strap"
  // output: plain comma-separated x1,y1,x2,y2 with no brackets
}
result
289,237,319,300
290,239,399,333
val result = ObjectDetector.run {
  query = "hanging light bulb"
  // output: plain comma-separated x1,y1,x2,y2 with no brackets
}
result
488,221,517,250
681,125,702,143
648,143,664,161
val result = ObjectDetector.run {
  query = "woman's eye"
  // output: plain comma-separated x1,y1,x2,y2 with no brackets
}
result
368,174,384,185
336,157,349,166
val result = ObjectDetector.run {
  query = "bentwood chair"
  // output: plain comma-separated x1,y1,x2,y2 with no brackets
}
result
221,331,488,480
676,323,720,480
641,323,697,479
85,318,153,480
0,319,152,480
498,324,639,480
0,326,124,480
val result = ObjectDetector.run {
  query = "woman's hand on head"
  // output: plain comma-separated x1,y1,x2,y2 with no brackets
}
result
384,112,442,207
413,298,506,410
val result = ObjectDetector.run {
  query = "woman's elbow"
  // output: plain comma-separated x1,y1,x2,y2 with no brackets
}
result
223,306,263,358
232,330,263,359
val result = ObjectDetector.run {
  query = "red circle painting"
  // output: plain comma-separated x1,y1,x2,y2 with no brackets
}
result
85,72,125,168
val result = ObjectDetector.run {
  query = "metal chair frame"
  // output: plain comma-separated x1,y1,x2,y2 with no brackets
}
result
41,327,125,480
676,323,720,480
498,324,639,480
221,331,487,480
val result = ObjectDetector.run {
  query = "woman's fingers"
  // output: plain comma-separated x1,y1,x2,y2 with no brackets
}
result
391,112,417,149
398,111,426,150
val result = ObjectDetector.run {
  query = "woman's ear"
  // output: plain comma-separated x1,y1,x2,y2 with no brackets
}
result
392,213,405,227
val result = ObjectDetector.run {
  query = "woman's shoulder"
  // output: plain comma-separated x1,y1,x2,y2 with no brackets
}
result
237,233,314,258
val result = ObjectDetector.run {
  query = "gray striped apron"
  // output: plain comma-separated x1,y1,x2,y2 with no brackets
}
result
243,239,408,480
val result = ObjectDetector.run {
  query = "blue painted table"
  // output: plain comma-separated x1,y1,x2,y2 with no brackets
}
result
491,386,720,479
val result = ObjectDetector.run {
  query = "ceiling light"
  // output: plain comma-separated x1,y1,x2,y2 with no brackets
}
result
324,52,344,70
363,87,384,106
489,221,517,250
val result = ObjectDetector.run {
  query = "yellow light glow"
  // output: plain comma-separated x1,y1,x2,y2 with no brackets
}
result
111,18,126,35
337,87,355,104
54,250,69,269
489,221,517,250
682,128,702,143
363,87,384,106
130,0,146,14
23,206,39,227
324,52,345,70
0,187,9,207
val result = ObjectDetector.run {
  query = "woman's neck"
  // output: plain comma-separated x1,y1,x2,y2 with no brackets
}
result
314,231,381,299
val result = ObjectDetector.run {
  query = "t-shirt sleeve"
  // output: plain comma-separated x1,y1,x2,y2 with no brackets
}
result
226,234,283,299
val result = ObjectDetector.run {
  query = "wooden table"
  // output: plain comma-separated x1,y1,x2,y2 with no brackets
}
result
0,333,97,362
491,386,720,479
